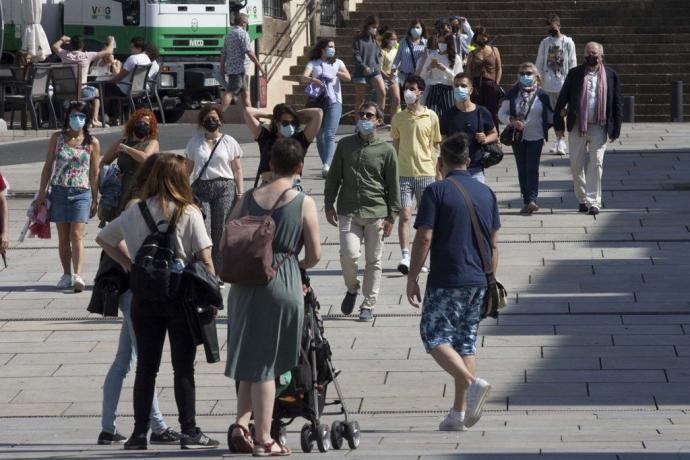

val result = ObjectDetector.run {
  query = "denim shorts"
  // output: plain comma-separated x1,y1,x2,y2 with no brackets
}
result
352,71,381,85
225,73,248,95
49,185,92,223
420,286,486,356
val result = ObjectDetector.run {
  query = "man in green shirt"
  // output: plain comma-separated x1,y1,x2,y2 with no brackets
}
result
324,102,400,321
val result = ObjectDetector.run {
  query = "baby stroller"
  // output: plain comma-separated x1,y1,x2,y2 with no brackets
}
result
227,272,361,453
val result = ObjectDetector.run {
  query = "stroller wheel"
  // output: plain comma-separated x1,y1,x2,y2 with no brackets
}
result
300,423,314,453
344,421,361,449
330,420,344,450
316,423,331,452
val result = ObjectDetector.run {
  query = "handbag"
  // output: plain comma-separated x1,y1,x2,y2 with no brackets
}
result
500,91,537,147
304,79,327,109
448,177,508,319
476,110,503,168
191,135,225,218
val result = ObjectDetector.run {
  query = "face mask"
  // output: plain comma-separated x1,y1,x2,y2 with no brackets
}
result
369,27,377,36
584,55,599,66
403,89,418,105
519,75,534,87
549,28,559,37
69,113,86,131
326,47,336,58
452,25,460,33
203,119,220,132
279,124,296,138
476,37,488,46
410,27,422,39
454,86,469,102
356,119,375,136
438,43,448,53
133,121,151,138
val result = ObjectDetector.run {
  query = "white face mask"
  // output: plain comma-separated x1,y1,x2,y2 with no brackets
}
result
438,43,448,53
404,89,418,105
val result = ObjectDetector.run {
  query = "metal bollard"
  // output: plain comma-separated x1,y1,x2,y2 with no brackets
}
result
623,95,635,123
671,81,684,122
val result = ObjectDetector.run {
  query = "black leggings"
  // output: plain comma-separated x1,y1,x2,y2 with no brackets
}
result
131,299,197,435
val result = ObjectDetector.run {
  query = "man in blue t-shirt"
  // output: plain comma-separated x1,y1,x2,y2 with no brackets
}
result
440,73,498,184
407,132,501,432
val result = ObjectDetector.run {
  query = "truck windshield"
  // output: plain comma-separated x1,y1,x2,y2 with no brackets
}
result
154,0,226,4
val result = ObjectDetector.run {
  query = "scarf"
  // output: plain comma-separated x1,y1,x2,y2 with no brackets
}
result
518,86,536,118
578,64,607,135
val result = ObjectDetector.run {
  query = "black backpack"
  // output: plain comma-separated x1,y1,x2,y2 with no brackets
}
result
130,201,182,302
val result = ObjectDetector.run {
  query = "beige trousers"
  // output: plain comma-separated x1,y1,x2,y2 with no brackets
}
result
338,215,384,309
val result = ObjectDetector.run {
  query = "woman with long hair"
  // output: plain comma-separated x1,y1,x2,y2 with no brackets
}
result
352,15,386,115
302,38,351,177
33,101,99,292
417,33,463,120
393,18,427,99
225,138,321,456
498,62,553,215
184,105,244,273
96,154,219,450
466,26,503,128
380,30,401,117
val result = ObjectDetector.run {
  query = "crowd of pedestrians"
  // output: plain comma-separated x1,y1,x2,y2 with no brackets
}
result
0,10,627,456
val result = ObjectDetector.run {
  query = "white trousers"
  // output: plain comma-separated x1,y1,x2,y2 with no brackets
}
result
568,124,608,208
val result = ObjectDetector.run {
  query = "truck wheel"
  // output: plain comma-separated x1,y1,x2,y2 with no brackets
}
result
163,105,186,123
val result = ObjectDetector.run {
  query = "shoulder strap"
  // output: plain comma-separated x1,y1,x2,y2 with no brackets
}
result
194,135,224,184
448,177,494,277
523,91,539,120
268,188,294,216
406,38,417,71
138,201,159,233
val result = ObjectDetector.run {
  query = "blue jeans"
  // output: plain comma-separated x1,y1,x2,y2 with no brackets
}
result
316,102,342,167
101,290,167,434
513,139,543,204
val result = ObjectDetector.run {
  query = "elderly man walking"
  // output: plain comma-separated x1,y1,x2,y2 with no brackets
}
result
554,42,623,215
407,132,500,431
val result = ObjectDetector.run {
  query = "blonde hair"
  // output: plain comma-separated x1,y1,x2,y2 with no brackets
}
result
517,61,542,86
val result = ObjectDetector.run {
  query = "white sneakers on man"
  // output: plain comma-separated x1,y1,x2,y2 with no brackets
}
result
56,274,73,290
73,274,86,293
464,378,492,428
439,411,467,431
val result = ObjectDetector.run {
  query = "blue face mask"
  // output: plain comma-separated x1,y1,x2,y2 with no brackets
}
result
453,86,469,102
410,27,422,39
519,74,535,87
356,119,375,135
326,47,336,58
69,113,86,131
279,124,296,138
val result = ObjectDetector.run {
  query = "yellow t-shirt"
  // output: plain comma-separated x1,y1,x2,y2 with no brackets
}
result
381,47,398,77
391,107,442,177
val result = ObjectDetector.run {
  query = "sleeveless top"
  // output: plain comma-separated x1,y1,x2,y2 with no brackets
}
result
51,134,92,189
470,46,498,81
118,139,151,200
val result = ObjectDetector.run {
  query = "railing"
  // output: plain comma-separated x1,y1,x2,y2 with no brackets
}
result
320,0,338,26
263,0,287,19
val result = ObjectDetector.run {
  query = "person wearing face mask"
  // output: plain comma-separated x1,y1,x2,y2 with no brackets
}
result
449,16,474,65
416,34,464,120
498,63,554,215
302,38,351,177
103,37,151,124
243,103,322,186
380,30,401,118
353,15,387,114
440,73,499,184
554,42,623,216
393,19,428,101
535,14,577,156
32,101,100,292
466,26,502,129
184,105,244,272
391,75,442,274
101,109,160,206
325,102,401,322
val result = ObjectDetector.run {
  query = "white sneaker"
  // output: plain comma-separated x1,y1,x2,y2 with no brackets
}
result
321,165,330,179
556,138,567,155
439,413,467,431
464,378,492,428
56,274,73,290
549,141,558,154
421,265,429,273
397,255,410,275
73,274,85,293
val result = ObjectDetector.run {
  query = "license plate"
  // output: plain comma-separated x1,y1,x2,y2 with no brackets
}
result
204,78,219,87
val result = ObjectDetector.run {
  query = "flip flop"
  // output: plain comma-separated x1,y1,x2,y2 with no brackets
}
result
229,424,254,454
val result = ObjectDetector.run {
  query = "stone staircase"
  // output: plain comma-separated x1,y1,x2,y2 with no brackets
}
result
283,0,690,123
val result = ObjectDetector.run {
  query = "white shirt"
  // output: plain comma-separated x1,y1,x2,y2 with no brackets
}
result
98,198,212,264
118,52,151,93
536,35,577,93
184,133,243,181
307,59,345,104
498,93,546,142
585,71,599,123
419,51,463,87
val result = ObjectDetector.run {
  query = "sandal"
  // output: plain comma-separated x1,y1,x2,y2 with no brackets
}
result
229,424,254,454
252,439,291,457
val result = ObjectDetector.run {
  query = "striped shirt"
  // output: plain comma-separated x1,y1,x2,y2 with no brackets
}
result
393,37,427,75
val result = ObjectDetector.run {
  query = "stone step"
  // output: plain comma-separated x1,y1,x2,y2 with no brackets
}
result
354,0,689,10
349,9,690,21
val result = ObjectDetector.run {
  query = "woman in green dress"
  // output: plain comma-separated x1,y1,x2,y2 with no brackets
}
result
224,138,321,456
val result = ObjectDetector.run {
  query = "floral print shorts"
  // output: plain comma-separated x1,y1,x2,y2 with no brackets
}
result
420,286,486,356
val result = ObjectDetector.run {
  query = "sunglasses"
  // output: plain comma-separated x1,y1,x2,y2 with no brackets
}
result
279,120,296,127
519,71,533,76
358,112,377,119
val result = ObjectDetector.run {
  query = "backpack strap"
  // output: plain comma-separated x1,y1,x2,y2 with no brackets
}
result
138,200,177,235
267,188,294,216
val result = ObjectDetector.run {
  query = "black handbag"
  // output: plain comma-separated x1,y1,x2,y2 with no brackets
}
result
477,110,504,168
499,91,537,147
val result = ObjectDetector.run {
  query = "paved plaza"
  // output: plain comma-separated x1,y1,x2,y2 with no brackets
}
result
1,123,690,459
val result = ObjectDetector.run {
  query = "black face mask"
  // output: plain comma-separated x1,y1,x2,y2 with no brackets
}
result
584,55,599,66
452,25,460,33
549,28,559,37
203,119,221,132
475,37,488,47
133,122,150,138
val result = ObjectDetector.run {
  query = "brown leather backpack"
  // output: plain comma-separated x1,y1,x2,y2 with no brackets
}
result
220,188,294,285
